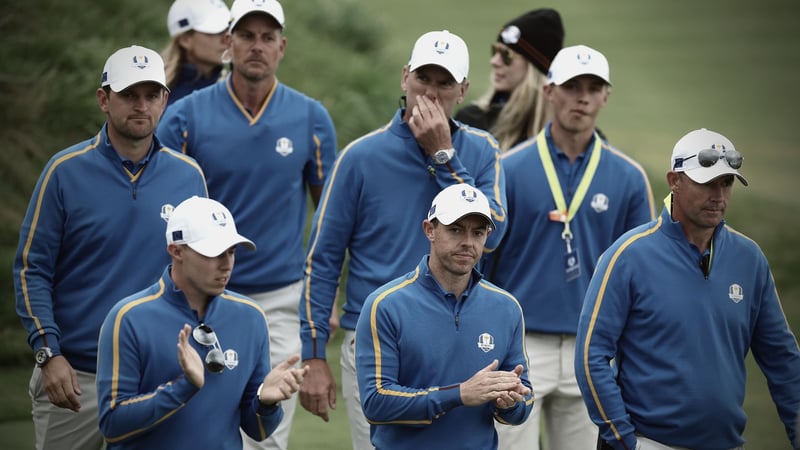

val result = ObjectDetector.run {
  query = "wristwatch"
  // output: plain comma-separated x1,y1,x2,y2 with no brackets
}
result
35,347,53,368
432,148,455,165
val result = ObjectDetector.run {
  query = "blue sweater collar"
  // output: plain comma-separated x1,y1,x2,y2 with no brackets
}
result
418,255,483,301
659,204,726,245
98,124,158,166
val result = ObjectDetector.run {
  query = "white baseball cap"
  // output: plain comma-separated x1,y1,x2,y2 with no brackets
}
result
167,0,231,37
547,44,611,86
101,45,169,92
166,196,256,257
230,0,285,31
427,184,495,230
408,30,469,83
671,128,748,186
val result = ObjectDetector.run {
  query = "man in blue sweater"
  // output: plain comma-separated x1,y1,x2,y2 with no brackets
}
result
13,45,207,450
485,44,655,450
157,1,337,447
298,29,507,449
356,184,532,450
97,196,308,449
576,128,800,450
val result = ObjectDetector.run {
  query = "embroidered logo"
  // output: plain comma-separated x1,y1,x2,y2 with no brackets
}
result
211,210,228,227
224,349,239,370
728,283,744,303
275,137,293,157
131,55,149,70
433,40,450,54
590,193,609,213
477,333,495,353
160,204,174,222
576,50,592,66
461,187,478,202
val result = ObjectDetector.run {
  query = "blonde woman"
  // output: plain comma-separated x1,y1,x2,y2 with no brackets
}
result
455,9,563,151
163,0,231,107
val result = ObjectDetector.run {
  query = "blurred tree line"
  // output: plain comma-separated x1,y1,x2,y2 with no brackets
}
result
0,0,399,362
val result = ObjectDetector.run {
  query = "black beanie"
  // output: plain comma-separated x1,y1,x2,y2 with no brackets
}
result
497,8,564,74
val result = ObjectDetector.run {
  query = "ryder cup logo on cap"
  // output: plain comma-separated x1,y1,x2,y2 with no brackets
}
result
408,30,469,83
101,45,169,92
547,44,611,86
167,0,231,37
427,184,495,230
230,0,285,31
670,128,748,186
166,196,256,257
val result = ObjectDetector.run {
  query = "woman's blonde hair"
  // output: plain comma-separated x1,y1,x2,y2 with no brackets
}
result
161,36,188,91
474,63,551,152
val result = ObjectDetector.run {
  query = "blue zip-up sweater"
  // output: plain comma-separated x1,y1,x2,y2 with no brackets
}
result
300,109,507,359
355,257,533,450
576,205,800,450
484,124,654,334
97,267,281,449
157,76,337,293
13,126,207,372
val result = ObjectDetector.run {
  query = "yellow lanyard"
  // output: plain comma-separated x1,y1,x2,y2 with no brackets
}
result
537,129,602,251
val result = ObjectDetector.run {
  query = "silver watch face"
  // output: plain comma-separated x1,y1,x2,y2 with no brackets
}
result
433,150,452,164
35,349,49,365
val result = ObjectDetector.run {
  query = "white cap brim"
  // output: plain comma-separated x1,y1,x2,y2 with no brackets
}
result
409,60,465,83
193,14,231,34
682,165,748,187
188,234,256,257
437,211,496,230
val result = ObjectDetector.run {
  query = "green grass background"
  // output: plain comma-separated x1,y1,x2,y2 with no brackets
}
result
1,0,798,449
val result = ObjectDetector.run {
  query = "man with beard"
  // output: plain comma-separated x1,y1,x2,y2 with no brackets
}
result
355,184,531,450
298,30,507,450
13,44,207,450
576,128,800,449
156,1,337,448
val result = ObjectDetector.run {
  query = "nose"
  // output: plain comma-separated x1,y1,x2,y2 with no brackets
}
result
132,96,148,111
461,232,479,248
490,51,503,68
708,182,726,200
421,83,441,100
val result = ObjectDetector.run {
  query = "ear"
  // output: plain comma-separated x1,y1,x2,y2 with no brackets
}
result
422,219,435,242
600,85,611,106
457,79,470,104
96,88,109,112
177,33,193,51
400,65,410,92
167,243,183,260
280,35,287,54
666,171,681,191
542,83,555,101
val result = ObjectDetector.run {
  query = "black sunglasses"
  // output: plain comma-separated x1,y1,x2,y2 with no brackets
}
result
491,44,515,66
192,323,225,373
673,147,743,170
